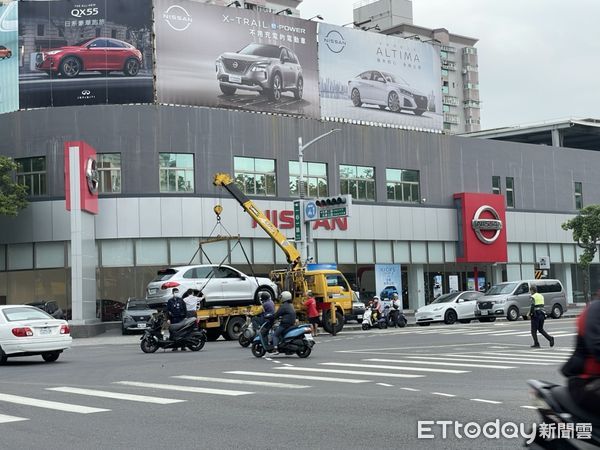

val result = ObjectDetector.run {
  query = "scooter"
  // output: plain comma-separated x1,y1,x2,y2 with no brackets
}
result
140,311,206,353
238,315,265,348
251,316,314,358
387,306,407,328
526,379,600,448
362,306,388,330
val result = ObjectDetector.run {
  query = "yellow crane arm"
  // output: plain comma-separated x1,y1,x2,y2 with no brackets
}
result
213,173,302,269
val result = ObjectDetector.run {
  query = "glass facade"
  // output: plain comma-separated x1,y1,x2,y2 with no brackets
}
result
97,153,121,194
339,164,375,201
386,168,420,203
159,153,194,193
574,182,583,210
16,156,46,196
492,176,501,195
289,161,328,197
506,177,515,208
234,156,276,196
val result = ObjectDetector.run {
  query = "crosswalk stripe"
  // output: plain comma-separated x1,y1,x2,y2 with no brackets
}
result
114,381,253,396
225,371,371,384
0,392,109,414
46,387,185,404
521,406,538,410
487,352,567,360
552,333,577,337
274,367,425,378
172,375,309,389
471,398,502,404
363,358,515,370
438,355,552,365
465,330,520,335
432,392,456,397
0,413,28,424
489,331,540,336
400,387,420,392
320,362,469,374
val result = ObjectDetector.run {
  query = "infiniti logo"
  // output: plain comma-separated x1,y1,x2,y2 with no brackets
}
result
163,5,192,31
471,205,503,244
81,90,90,95
324,29,346,54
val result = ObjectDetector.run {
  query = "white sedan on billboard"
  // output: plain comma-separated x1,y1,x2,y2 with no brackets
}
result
348,70,429,115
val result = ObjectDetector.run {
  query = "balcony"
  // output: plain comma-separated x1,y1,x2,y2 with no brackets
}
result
441,45,456,53
441,60,456,71
444,113,460,125
443,95,459,106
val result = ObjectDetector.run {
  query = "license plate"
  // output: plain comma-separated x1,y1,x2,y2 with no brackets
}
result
137,323,147,329
229,75,242,84
305,334,314,341
39,328,51,335
480,310,488,315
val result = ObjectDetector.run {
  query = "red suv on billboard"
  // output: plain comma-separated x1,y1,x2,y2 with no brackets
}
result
0,45,12,59
36,37,142,78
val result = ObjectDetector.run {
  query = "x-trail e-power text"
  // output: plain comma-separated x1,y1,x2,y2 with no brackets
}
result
0,45,11,59
348,70,428,115
36,37,142,78
216,43,303,101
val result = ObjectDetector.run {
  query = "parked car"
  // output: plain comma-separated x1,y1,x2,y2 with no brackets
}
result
96,299,125,322
216,43,303,101
348,70,428,115
36,37,142,78
475,279,567,321
0,45,11,59
145,264,278,308
415,291,484,326
26,301,66,320
345,297,366,324
0,305,71,363
121,298,156,335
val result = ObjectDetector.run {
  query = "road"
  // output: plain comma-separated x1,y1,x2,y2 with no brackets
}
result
0,317,578,449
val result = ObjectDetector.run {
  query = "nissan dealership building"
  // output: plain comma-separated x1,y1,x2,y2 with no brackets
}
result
0,0,598,323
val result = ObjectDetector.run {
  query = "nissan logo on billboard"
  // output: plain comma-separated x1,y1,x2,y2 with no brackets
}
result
163,4,192,31
85,157,99,195
324,30,346,53
471,205,503,244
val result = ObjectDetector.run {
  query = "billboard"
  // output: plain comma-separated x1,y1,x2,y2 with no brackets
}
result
155,0,319,118
375,264,402,304
0,1,18,114
318,24,443,131
18,0,153,109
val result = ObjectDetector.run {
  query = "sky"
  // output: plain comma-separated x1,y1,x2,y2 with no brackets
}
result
298,0,600,130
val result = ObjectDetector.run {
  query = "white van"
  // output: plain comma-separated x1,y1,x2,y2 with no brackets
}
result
475,279,567,321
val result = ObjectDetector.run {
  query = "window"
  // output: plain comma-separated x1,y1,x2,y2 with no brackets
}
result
574,182,583,210
492,176,501,195
159,153,194,193
97,153,121,194
442,86,449,94
505,177,515,208
111,29,117,39
440,51,448,59
339,164,375,201
441,69,449,76
16,156,46,196
386,168,420,203
234,156,276,196
95,27,101,37
37,24,44,36
443,105,450,112
289,161,328,197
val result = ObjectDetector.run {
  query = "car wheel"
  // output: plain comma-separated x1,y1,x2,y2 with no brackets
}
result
267,73,282,101
205,329,221,341
296,345,312,358
388,91,401,112
321,310,344,335
351,88,362,107
459,319,471,324
251,342,266,358
507,306,519,321
121,326,130,335
293,76,303,100
123,58,140,76
220,84,237,95
59,56,81,78
0,347,7,364
444,310,458,325
414,109,426,116
42,351,60,362
417,322,430,326
551,304,563,319
225,316,245,341
6,51,11,58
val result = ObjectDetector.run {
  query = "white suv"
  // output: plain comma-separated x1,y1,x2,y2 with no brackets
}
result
145,264,278,308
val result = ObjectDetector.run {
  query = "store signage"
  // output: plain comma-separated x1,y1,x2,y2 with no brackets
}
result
471,205,503,244
64,141,99,214
251,209,347,231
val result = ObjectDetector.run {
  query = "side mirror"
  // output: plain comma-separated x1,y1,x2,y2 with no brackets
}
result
239,276,246,280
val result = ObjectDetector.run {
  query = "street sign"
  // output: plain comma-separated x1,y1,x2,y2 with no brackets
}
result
293,200,302,242
305,194,352,221
319,207,348,219
304,200,317,221
537,256,550,270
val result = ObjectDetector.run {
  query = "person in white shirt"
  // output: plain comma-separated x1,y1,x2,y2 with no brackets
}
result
183,289,202,318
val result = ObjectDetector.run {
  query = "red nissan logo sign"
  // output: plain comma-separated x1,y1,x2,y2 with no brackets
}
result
471,205,503,244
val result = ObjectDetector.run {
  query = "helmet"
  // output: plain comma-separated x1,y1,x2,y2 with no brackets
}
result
392,293,399,299
280,291,293,303
373,296,380,301
260,292,271,302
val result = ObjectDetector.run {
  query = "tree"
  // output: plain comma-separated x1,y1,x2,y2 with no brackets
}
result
562,205,600,303
0,156,28,217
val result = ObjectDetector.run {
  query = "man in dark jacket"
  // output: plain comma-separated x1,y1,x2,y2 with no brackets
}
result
271,291,296,354
166,288,187,351
562,295,600,415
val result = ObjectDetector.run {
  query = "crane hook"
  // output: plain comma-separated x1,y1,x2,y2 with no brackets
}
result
214,204,223,222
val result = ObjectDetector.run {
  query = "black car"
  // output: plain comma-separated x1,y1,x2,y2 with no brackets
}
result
27,301,66,320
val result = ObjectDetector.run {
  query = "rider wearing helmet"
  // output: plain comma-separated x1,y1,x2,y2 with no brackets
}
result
259,291,275,316
272,291,296,354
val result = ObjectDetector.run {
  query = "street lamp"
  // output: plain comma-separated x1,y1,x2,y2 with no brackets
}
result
308,14,324,21
226,0,241,6
342,19,371,27
363,24,380,31
275,8,293,15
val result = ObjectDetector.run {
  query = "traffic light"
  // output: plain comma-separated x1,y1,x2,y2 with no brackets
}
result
315,196,347,207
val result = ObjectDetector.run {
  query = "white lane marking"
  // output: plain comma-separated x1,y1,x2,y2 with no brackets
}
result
521,406,538,410
426,355,551,365
377,383,393,387
319,362,467,374
551,333,577,337
274,367,425,378
485,352,567,360
0,413,28,424
114,381,252,396
0,393,109,414
365,358,515,370
400,387,420,392
465,330,520,335
337,342,501,353
470,398,502,404
432,392,456,397
46,387,185,404
172,375,309,389
225,371,370,384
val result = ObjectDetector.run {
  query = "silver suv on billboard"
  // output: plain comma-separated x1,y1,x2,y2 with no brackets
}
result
348,70,428,115
216,43,303,102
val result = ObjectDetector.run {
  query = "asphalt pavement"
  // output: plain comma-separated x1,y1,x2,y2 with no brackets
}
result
0,315,584,450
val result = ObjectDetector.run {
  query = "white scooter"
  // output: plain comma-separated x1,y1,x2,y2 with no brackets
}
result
362,306,388,330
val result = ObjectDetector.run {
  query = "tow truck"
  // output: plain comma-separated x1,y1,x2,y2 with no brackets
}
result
213,172,355,334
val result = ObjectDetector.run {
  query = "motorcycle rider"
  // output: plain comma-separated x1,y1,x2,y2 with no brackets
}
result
561,291,600,415
271,291,296,355
389,293,402,327
260,291,275,316
166,288,187,351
